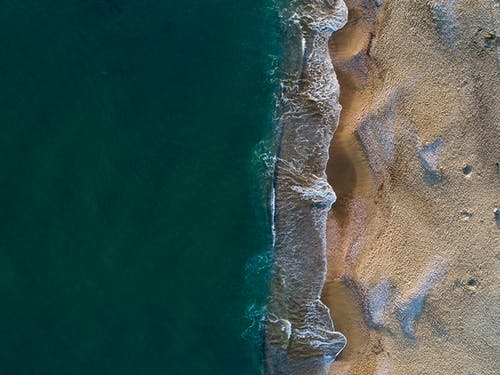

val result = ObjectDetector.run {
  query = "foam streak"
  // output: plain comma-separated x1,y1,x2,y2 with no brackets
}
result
266,1,348,374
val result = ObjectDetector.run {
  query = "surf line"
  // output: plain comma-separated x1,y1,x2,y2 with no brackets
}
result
266,1,348,374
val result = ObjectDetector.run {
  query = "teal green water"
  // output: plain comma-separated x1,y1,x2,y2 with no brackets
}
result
0,1,278,374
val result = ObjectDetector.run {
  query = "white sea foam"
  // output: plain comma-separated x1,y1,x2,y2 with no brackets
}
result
266,1,348,374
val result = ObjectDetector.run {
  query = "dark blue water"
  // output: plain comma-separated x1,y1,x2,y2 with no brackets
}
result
0,1,279,374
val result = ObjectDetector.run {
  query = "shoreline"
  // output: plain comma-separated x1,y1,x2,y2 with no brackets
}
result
265,1,348,374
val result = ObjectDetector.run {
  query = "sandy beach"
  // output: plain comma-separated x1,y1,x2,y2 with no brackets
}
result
323,0,499,373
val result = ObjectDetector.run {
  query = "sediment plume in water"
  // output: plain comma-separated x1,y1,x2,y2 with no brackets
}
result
266,1,348,374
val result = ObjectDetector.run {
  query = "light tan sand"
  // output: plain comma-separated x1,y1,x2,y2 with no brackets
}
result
323,0,499,373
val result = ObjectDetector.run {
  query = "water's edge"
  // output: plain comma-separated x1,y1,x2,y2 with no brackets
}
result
266,1,348,374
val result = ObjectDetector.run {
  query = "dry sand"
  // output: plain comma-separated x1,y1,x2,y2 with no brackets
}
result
323,0,499,373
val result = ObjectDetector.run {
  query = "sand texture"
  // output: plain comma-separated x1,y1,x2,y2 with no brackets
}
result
323,0,499,374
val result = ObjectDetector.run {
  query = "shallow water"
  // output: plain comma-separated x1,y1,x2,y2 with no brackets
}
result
0,1,279,374
265,1,348,374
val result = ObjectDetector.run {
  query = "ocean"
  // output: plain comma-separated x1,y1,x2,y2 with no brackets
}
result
0,1,279,374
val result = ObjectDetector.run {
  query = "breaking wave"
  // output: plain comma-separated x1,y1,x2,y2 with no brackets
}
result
243,2,348,373
265,1,348,374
